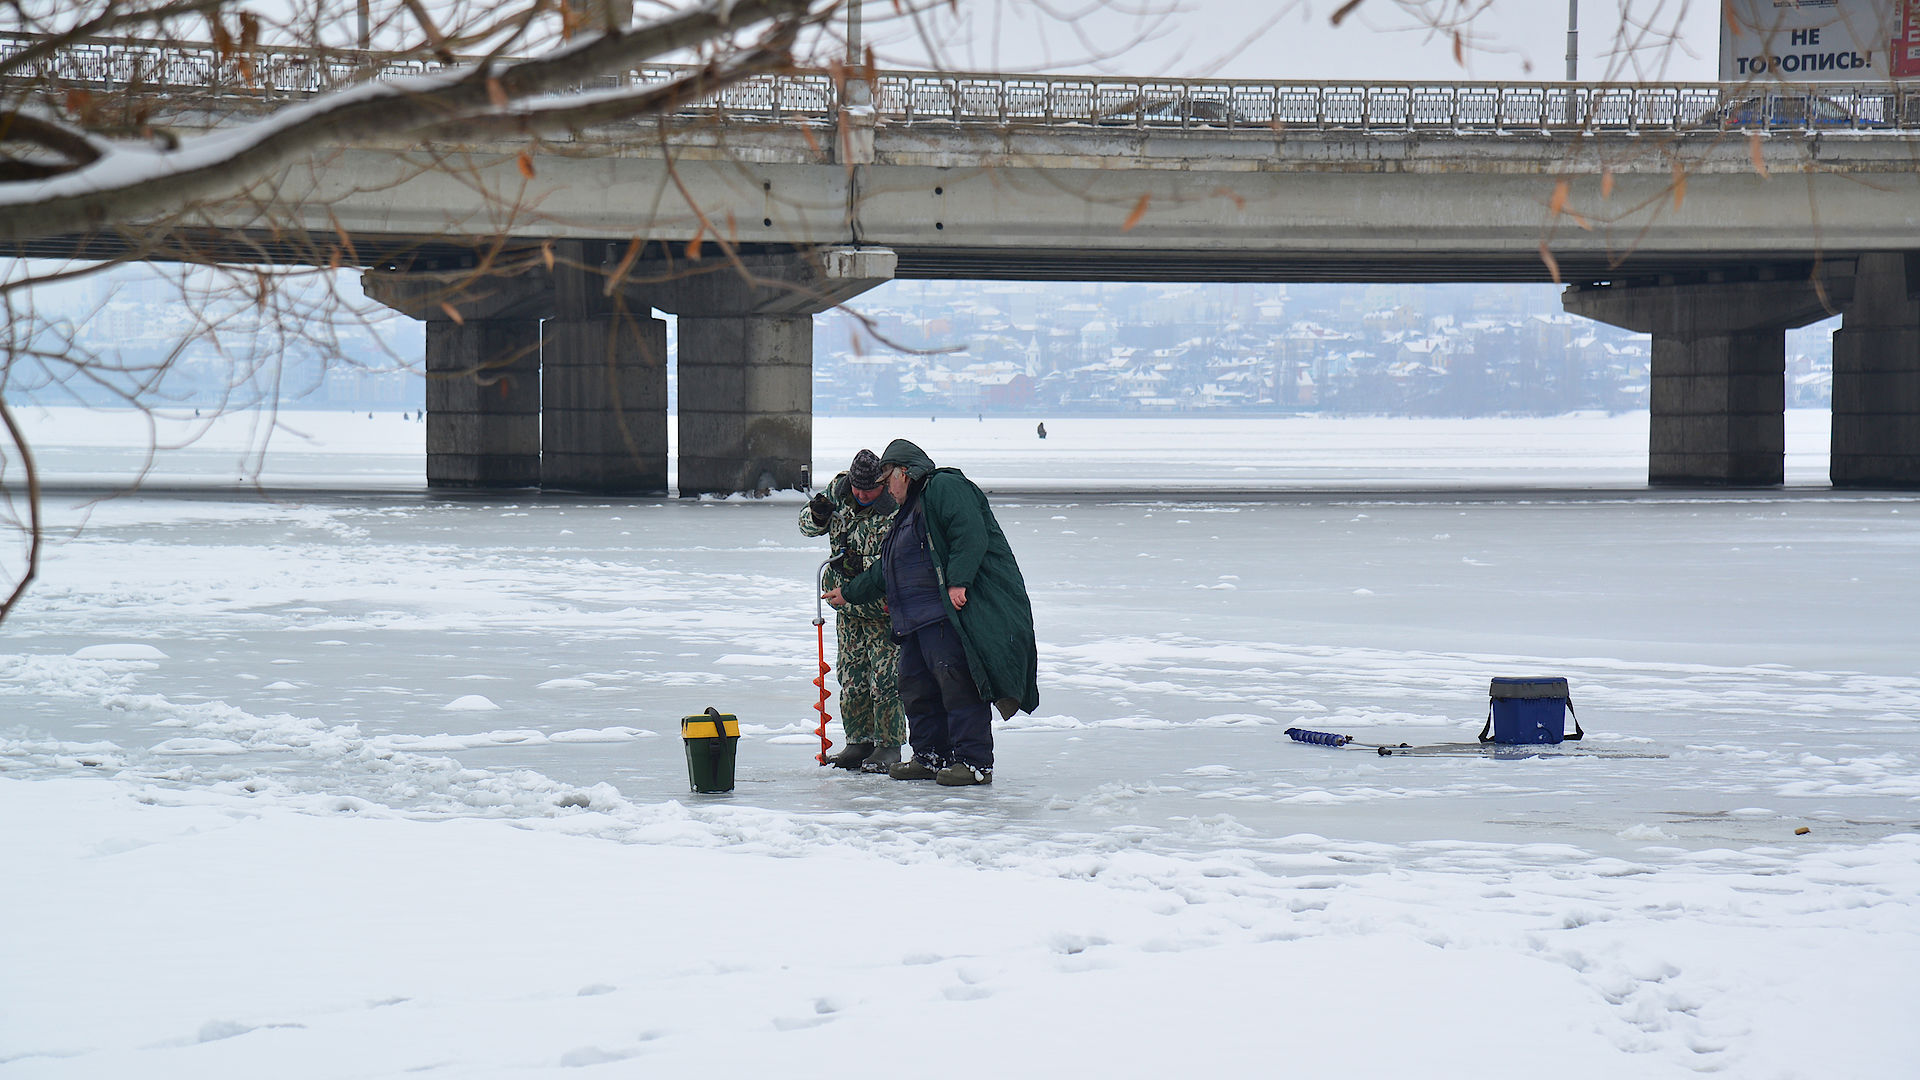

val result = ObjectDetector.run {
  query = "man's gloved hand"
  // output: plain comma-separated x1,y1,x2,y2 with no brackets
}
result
831,550,864,577
808,492,835,526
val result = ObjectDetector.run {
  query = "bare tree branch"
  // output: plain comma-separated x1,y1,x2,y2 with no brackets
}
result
0,111,106,180
0,395,41,623
397,0,456,63
0,0,827,244
427,15,808,139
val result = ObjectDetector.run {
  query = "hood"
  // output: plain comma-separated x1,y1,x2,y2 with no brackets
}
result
878,439,937,482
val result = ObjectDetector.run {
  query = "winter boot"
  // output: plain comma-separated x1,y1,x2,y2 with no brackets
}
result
888,756,940,781
859,745,902,773
935,762,993,787
825,742,874,769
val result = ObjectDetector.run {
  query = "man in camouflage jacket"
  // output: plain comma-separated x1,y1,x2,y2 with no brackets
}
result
799,449,907,770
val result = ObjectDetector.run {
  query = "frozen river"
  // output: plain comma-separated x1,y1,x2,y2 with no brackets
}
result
6,409,1914,852
3,409,1916,1078
7,479,1919,854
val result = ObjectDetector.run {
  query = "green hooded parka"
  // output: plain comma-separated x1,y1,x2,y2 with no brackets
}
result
840,440,1040,718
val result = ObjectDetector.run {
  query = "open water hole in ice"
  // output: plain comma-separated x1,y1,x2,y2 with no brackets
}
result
6,485,1917,869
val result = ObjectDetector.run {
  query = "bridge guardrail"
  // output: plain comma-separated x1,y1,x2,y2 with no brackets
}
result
5,31,1919,134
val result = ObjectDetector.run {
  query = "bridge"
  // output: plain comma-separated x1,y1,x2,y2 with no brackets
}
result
10,32,1920,492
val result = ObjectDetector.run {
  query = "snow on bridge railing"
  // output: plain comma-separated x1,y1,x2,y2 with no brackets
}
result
6,31,1920,134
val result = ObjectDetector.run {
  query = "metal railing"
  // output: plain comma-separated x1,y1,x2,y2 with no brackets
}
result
6,31,1919,134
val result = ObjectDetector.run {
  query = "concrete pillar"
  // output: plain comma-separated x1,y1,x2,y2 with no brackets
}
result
365,268,554,490
539,244,670,493
1832,254,1920,488
650,247,896,496
423,318,543,488
369,247,893,497
1644,329,1787,485
1565,271,1852,486
676,315,813,495
540,314,669,493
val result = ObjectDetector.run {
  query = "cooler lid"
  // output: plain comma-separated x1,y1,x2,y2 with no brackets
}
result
1489,677,1571,700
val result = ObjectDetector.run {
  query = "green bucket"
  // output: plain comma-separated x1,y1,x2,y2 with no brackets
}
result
682,707,740,793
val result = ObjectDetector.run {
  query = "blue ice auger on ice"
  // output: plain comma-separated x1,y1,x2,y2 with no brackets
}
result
1284,728,1412,755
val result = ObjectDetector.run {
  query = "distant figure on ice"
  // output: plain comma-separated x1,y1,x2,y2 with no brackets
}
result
824,440,1039,787
1036,422,1047,439
799,449,907,773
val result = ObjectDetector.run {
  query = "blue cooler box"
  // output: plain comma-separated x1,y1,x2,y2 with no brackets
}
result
1480,677,1583,745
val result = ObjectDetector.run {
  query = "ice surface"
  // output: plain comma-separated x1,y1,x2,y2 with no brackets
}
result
3,411,1917,1078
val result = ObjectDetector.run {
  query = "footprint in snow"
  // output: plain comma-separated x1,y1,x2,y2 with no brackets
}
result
560,1046,639,1067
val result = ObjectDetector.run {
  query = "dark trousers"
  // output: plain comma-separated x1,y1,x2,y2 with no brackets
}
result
897,618,993,769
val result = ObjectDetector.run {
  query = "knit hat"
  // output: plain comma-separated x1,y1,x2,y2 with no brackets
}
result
847,448,884,489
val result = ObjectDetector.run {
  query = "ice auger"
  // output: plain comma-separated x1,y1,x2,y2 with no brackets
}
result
1284,727,1413,755
812,554,836,764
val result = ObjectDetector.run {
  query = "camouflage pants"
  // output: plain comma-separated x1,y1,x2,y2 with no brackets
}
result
835,614,907,747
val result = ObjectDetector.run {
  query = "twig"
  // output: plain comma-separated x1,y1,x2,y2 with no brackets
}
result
0,395,43,623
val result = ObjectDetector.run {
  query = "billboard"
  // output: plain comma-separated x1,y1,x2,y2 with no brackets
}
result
1898,0,1920,77
1719,0,1908,81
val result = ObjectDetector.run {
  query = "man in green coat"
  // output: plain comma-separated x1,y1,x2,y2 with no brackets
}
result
823,439,1038,786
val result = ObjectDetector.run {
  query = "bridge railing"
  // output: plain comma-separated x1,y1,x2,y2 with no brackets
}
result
863,74,1909,133
6,30,1919,134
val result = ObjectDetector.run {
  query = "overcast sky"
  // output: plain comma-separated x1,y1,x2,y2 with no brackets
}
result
853,0,1725,83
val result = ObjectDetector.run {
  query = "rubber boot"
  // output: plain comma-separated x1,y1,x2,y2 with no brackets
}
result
935,762,992,787
825,742,874,769
858,745,902,773
888,756,940,781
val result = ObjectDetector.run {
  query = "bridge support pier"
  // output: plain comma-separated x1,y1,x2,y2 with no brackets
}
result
423,318,543,488
540,313,670,493
675,315,813,495
653,247,897,496
1832,254,1920,488
365,246,893,496
1566,273,1850,486
364,270,551,490
540,246,670,493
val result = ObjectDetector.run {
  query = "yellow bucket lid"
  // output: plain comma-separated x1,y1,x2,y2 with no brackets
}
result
682,709,739,739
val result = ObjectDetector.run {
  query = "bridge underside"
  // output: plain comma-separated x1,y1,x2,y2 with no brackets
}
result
2,229,1854,286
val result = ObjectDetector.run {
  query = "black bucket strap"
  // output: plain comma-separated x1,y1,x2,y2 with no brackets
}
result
702,705,732,739
1477,703,1493,744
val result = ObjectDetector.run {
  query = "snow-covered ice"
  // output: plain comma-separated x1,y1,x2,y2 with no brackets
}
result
2,409,1917,1078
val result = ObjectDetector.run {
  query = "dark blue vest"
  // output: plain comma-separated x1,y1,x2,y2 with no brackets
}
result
882,487,947,636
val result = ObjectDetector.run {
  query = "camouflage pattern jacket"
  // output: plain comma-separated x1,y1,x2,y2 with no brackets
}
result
798,471,897,622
